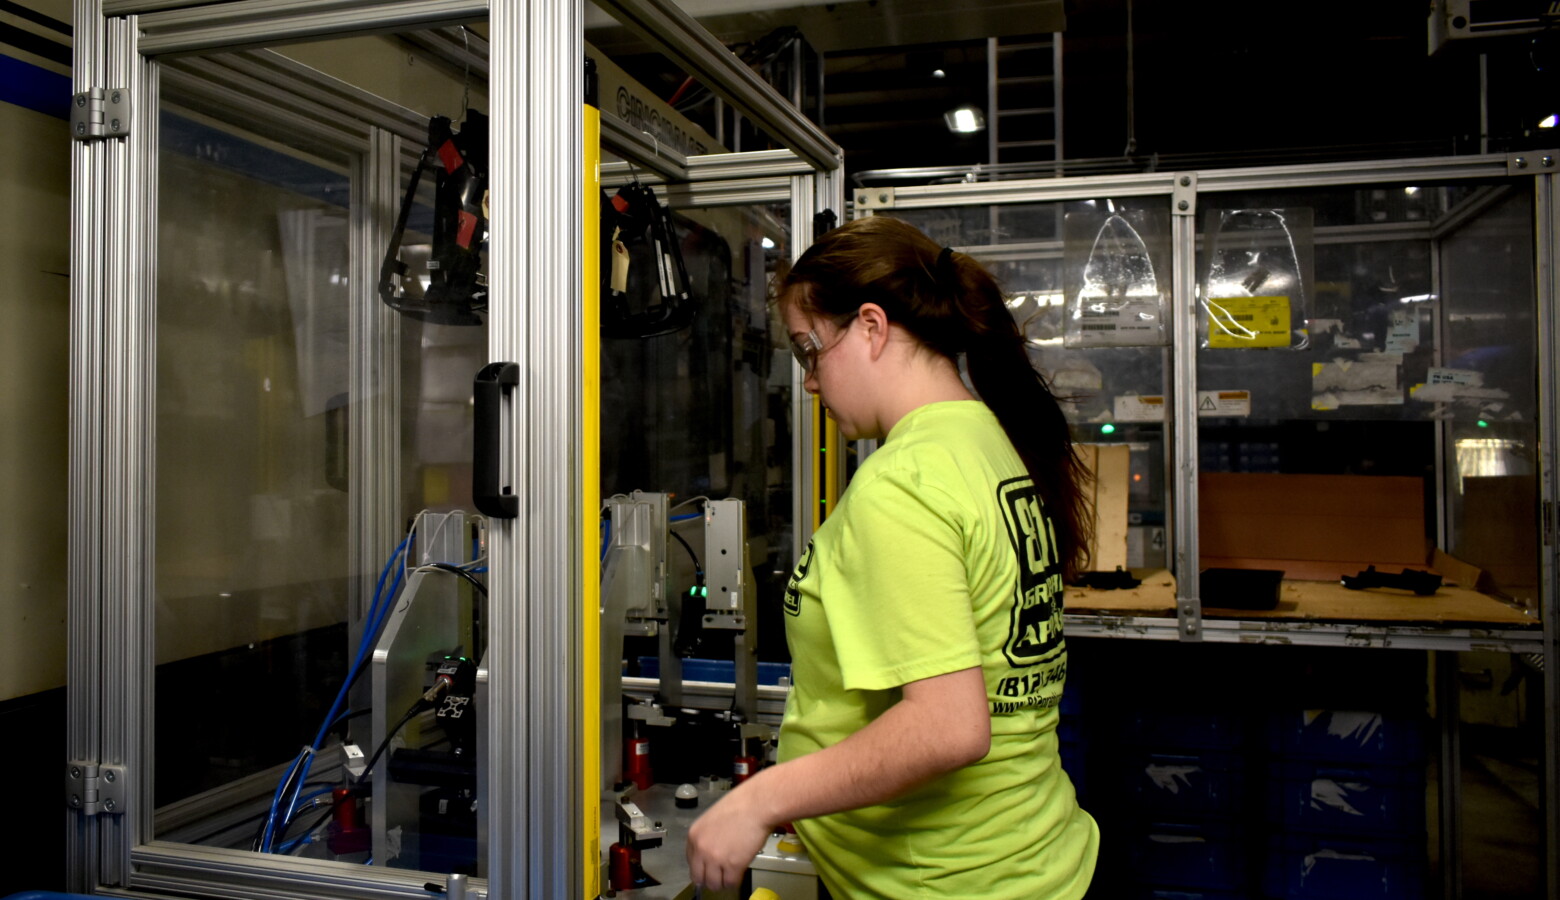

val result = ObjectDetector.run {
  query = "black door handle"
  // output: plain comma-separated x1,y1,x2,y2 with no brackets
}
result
473,362,519,518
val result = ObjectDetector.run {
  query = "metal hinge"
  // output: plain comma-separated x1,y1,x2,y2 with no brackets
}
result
71,88,131,141
66,761,127,816
1172,172,1197,217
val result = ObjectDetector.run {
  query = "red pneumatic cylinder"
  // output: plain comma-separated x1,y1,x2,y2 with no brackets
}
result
732,752,758,785
608,842,634,891
625,733,653,790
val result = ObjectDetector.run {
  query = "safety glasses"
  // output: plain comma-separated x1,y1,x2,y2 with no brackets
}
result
788,330,826,372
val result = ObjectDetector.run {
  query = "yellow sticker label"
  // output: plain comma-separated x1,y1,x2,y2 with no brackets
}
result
1206,295,1291,348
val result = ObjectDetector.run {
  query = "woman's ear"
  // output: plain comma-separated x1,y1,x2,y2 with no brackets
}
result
856,302,892,361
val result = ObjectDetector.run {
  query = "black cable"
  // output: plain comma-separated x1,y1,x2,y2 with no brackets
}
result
422,562,488,596
358,699,428,783
669,529,702,577
421,563,488,665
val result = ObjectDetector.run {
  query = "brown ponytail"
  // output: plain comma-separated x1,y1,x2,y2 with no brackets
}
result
777,216,1094,580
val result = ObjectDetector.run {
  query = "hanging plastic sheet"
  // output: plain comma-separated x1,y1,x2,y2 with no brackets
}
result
1200,208,1313,351
1063,207,1170,348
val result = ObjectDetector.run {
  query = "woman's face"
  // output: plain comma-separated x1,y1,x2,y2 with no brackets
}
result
782,300,871,439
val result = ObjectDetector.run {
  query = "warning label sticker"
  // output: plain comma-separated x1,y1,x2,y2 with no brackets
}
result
1114,394,1166,422
1197,390,1251,417
1112,392,1250,419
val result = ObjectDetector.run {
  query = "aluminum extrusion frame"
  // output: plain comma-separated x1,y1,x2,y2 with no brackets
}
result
592,0,839,172
136,0,487,56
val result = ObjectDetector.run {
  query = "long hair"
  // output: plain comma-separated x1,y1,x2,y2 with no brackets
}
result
777,216,1094,580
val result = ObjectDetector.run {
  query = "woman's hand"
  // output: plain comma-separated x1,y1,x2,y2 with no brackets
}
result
686,782,774,891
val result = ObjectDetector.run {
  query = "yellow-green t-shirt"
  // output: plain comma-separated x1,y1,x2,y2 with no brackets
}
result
779,400,1099,900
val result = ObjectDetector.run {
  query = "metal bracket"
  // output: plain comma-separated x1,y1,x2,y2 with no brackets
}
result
71,88,131,141
66,761,127,815
1508,152,1558,176
853,187,896,211
1172,172,1197,217
1177,599,1203,641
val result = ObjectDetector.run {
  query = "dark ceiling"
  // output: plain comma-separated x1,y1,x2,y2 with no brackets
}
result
589,0,1558,181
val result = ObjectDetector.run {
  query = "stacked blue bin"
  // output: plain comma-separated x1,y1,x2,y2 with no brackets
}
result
1122,708,1255,900
1261,709,1427,899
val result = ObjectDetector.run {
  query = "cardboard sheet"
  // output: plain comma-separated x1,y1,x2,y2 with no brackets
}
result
1065,568,1177,615
1077,443,1131,573
1203,579,1536,626
1062,569,1535,627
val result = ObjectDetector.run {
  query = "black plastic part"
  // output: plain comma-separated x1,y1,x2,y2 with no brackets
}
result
813,207,838,237
585,57,598,108
388,748,477,789
1201,567,1285,611
473,362,519,518
1341,565,1443,596
1073,566,1142,590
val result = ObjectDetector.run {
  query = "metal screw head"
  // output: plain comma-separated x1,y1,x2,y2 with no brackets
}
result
1177,200,1190,211
76,95,86,108
104,770,116,783
69,794,82,808
878,193,888,203
1179,176,1191,187
111,119,121,131
111,91,121,103
1515,157,1529,169
71,766,82,778
103,799,116,812
76,123,86,135
1544,156,1555,168
1185,624,1198,634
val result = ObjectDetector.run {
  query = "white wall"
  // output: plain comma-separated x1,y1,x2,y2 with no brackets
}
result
1,0,72,701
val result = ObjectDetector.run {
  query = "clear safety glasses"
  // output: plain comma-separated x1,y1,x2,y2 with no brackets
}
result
789,330,826,372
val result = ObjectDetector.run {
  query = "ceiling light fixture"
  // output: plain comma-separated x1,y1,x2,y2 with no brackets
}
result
944,106,985,134
1540,114,1558,128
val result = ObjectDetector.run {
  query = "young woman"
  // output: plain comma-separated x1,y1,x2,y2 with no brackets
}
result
686,216,1099,898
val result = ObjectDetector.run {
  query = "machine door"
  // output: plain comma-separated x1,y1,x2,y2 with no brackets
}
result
67,9,583,899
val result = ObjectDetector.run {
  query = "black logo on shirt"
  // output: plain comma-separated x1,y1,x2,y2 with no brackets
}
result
997,477,1065,667
784,540,814,616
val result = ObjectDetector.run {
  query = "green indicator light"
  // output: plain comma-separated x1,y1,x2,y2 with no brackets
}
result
1477,419,1489,428
820,447,827,453
700,586,708,597
1101,423,1116,435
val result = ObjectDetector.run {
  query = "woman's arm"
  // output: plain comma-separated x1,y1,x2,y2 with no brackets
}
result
685,666,991,890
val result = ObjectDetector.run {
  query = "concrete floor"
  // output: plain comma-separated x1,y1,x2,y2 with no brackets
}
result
1429,747,1544,899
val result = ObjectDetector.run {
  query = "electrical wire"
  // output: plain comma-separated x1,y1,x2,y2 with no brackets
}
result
276,806,336,856
359,696,432,783
262,529,414,852
669,495,709,513
417,562,488,597
669,528,702,576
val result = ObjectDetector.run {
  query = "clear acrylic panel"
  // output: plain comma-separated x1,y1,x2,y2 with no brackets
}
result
1194,180,1541,613
878,202,1171,569
602,199,795,668
152,25,493,879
